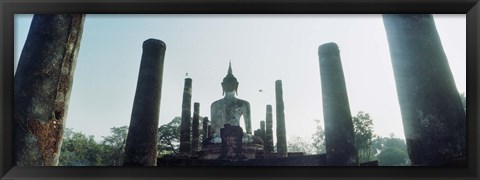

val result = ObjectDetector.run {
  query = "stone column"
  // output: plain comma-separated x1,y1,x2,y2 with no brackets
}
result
191,102,200,156
14,14,85,166
179,78,192,157
383,14,466,166
260,121,266,142
202,117,209,142
124,39,166,166
275,80,287,157
265,105,274,154
318,42,358,166
254,129,261,138
207,125,213,138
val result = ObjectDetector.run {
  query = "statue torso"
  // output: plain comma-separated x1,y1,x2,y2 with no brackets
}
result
211,97,249,135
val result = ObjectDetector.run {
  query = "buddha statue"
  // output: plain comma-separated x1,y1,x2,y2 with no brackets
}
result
201,62,263,160
210,62,252,137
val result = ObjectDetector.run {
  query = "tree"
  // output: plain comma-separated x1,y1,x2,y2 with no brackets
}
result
377,148,408,166
59,128,103,166
287,136,314,154
311,119,326,154
372,134,410,166
101,126,128,166
384,133,407,150
352,111,375,162
59,126,129,166
371,136,385,157
157,117,181,156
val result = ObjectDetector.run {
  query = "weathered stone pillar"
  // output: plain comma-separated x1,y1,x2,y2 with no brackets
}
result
254,129,261,138
383,14,466,166
265,105,274,154
191,102,200,156
207,125,213,138
13,14,85,166
260,121,266,142
124,39,166,166
318,42,358,166
202,117,209,142
275,80,287,157
179,78,192,157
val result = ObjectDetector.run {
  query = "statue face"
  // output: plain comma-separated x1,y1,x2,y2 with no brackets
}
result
222,81,238,93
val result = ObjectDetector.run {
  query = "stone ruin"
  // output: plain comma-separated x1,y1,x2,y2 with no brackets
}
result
176,63,280,161
14,14,465,166
156,62,369,166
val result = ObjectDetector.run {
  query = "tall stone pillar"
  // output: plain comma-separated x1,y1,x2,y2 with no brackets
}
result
265,105,274,154
275,80,287,157
318,42,358,166
202,117,209,142
260,121,266,142
179,78,192,157
254,129,262,139
207,125,213,138
191,102,200,156
124,39,166,166
383,14,466,166
14,14,85,166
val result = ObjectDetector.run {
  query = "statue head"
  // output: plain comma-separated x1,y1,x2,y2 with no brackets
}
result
222,62,239,95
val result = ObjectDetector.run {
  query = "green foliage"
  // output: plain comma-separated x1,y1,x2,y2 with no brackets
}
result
287,136,314,154
59,126,128,166
157,117,181,157
372,134,409,166
311,119,326,154
58,116,201,166
100,126,128,166
156,116,204,157
384,133,407,150
59,128,103,166
377,147,408,166
353,111,375,162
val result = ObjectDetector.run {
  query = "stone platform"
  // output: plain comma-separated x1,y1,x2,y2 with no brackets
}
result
157,154,378,166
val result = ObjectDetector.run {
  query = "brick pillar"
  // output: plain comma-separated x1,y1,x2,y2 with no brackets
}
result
191,102,200,156
318,42,358,166
260,121,266,142
275,80,287,157
124,39,166,166
14,14,85,166
202,117,209,142
179,78,193,157
383,14,466,166
265,105,274,154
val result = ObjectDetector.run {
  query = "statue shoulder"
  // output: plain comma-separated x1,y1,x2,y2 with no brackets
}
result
236,98,250,106
211,99,224,108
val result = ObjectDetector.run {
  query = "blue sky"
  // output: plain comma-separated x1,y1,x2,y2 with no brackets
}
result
14,14,466,142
